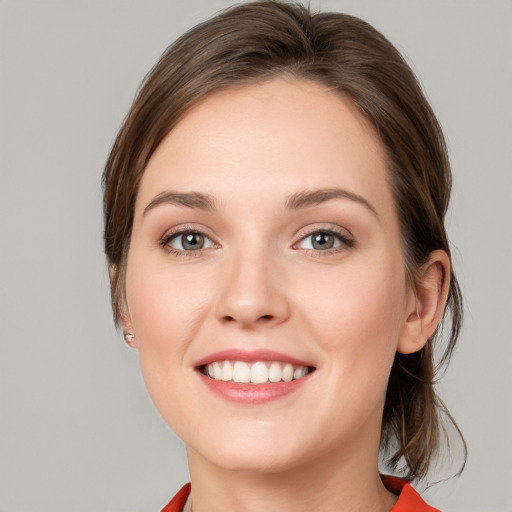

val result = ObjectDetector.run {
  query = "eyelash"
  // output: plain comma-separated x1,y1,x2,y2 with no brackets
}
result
294,228,355,256
159,226,355,258
159,225,216,258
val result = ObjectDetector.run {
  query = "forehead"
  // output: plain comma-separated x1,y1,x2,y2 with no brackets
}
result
136,78,394,218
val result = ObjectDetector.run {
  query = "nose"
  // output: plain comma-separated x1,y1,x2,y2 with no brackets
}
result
214,248,290,329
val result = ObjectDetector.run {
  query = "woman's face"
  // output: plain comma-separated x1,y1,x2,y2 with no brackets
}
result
124,78,416,473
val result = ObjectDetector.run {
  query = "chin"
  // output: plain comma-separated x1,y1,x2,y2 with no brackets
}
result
186,426,312,475
202,448,305,475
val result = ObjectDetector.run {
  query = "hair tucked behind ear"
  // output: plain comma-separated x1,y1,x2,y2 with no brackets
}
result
102,0,465,482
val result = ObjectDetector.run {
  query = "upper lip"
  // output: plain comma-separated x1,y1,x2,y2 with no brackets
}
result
194,349,314,369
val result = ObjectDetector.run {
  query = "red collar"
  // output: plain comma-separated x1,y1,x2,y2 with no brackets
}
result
161,478,440,512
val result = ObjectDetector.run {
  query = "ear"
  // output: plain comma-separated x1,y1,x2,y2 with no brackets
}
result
120,308,138,349
109,264,138,349
398,250,451,354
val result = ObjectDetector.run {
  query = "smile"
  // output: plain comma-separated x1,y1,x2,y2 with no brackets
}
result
202,360,310,384
195,349,315,403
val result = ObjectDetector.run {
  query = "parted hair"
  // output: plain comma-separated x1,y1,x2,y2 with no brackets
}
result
103,0,465,482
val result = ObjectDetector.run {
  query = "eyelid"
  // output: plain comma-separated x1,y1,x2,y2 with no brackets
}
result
169,231,215,250
159,224,219,254
294,223,354,242
292,224,355,252
160,223,217,241
158,222,354,257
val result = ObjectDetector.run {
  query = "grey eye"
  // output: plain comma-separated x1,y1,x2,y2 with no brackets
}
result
169,232,214,251
297,231,344,251
311,233,336,250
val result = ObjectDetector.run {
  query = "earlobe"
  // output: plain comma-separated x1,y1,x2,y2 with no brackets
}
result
123,332,137,347
121,308,137,349
120,305,137,349
110,264,138,349
398,250,451,354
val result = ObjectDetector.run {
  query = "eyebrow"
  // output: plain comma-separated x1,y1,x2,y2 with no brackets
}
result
285,188,378,217
143,187,378,218
143,191,218,216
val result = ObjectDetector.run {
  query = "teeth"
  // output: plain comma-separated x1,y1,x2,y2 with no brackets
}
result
232,361,251,383
213,361,222,380
220,361,233,381
204,360,310,384
293,366,307,379
282,364,294,382
251,362,268,384
268,362,282,382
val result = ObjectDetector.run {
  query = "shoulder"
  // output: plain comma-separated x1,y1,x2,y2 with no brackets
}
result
383,476,441,512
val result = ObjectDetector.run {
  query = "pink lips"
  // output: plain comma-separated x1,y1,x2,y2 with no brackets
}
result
195,349,314,404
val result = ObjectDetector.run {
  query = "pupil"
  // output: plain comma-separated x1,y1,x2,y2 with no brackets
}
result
183,233,203,250
313,233,333,250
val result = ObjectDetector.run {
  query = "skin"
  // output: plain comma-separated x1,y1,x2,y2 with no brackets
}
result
121,78,450,512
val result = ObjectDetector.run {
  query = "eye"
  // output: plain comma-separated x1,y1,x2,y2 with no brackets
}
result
295,229,354,252
162,230,215,255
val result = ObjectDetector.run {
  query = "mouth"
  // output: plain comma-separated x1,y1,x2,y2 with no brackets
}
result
194,349,315,403
199,360,314,384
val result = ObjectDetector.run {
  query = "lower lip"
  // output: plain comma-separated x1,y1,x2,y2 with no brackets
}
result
197,372,310,404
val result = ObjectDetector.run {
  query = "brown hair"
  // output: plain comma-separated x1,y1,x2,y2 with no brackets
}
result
103,0,465,482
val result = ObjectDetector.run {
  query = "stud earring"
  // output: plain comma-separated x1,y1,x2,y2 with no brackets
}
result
124,333,135,344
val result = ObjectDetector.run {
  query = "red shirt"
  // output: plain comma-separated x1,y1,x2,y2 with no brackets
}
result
161,476,440,512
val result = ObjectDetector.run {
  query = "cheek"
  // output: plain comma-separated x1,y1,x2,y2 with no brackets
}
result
306,255,407,380
124,254,214,431
299,262,407,440
124,251,213,375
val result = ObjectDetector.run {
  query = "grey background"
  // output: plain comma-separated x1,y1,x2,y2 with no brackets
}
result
1,0,511,510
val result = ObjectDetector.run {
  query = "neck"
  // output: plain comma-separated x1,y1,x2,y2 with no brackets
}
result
186,441,397,512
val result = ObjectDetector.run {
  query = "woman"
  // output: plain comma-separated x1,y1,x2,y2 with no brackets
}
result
102,2,465,510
